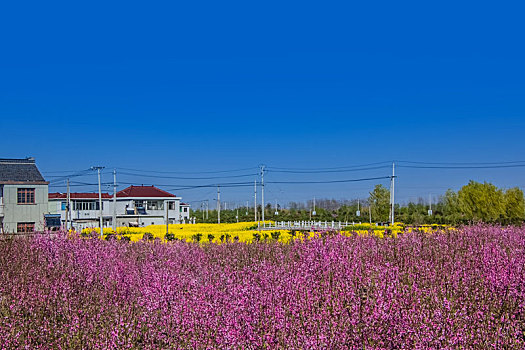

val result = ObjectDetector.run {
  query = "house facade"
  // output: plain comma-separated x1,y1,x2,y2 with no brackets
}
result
0,158,49,233
48,192,113,230
115,185,187,227
48,185,191,231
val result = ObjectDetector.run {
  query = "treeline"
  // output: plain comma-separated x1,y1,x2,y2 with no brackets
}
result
191,180,525,225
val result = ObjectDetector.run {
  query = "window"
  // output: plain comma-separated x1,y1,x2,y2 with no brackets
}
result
146,200,163,210
183,207,188,213
168,201,175,210
17,222,35,233
17,188,35,204
134,200,144,208
73,201,101,210
61,202,67,210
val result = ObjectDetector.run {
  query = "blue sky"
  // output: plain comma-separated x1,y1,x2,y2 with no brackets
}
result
1,1,524,206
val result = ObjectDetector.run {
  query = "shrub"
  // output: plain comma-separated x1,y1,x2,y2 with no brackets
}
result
142,232,154,241
81,230,98,238
271,231,281,240
208,234,215,242
165,233,175,241
105,233,117,241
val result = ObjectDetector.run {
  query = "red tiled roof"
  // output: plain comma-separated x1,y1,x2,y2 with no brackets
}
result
49,192,112,199
116,185,176,198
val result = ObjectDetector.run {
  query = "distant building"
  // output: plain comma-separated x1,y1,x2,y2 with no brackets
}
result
115,185,188,227
48,192,113,230
48,185,190,231
0,158,49,233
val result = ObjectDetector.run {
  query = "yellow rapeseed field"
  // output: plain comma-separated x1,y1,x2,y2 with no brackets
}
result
84,222,292,243
81,221,449,243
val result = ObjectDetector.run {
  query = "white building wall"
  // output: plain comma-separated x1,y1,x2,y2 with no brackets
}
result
2,184,48,233
49,196,190,230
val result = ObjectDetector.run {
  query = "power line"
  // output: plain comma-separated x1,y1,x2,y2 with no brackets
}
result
398,164,525,169
115,166,259,174
395,160,525,166
267,165,391,174
266,176,392,185
167,183,255,191
49,181,113,187
42,169,90,174
117,171,259,180
47,169,94,184
266,161,391,171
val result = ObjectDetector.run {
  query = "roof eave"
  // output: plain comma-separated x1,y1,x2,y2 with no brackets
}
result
116,196,181,200
0,181,50,185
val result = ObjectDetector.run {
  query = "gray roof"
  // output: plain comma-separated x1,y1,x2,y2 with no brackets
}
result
0,158,47,183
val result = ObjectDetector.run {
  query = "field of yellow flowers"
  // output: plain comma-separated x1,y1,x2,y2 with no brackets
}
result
83,222,292,243
81,221,449,243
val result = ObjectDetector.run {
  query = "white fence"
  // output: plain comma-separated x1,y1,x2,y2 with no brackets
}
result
261,220,376,230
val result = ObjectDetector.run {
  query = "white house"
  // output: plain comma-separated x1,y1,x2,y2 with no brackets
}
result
0,158,49,233
48,192,113,230
115,185,188,227
48,185,191,231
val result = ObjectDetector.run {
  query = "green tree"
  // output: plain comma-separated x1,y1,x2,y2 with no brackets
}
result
457,181,505,223
442,189,462,224
503,187,525,224
368,184,390,222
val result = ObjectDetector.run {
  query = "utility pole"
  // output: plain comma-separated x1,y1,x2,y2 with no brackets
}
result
245,200,249,215
166,200,169,235
113,169,117,232
91,166,105,237
254,179,257,222
428,194,433,216
206,200,209,219
390,162,395,224
217,185,221,224
260,165,265,226
236,208,239,223
66,178,70,231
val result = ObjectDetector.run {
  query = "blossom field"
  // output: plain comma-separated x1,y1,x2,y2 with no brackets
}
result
0,225,524,348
